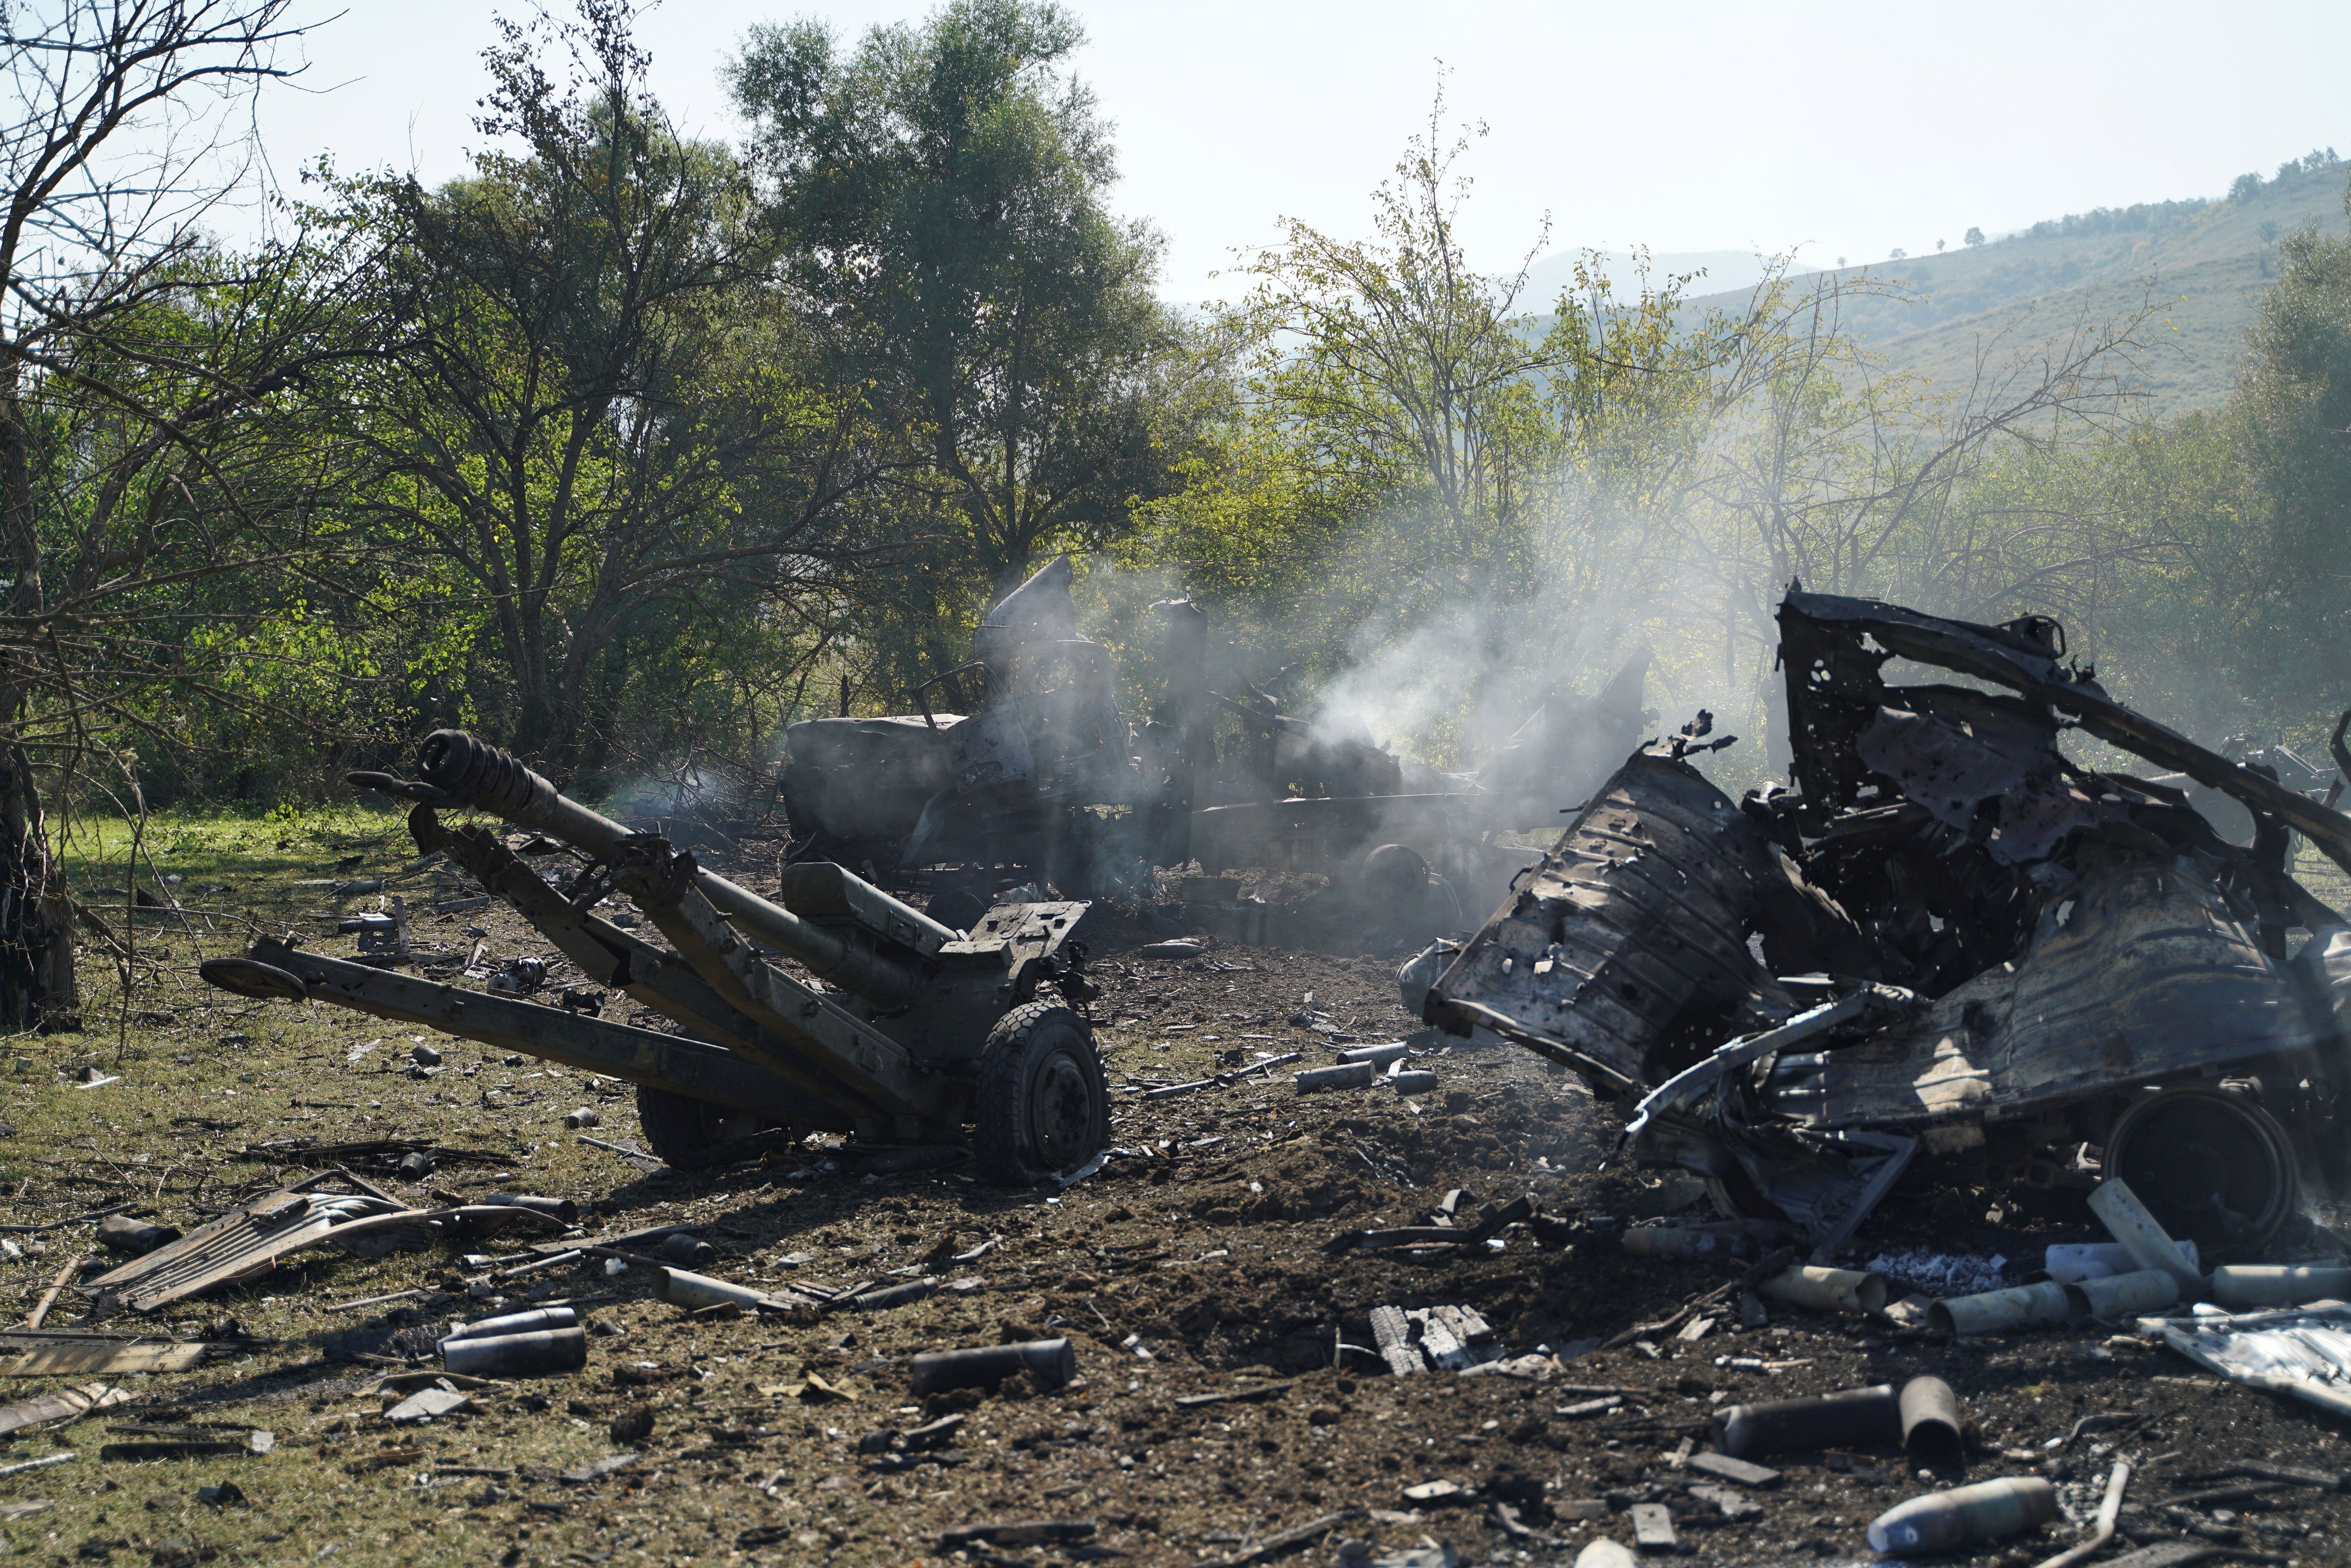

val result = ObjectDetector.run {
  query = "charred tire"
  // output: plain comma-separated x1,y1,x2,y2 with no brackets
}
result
2104,1085,2300,1261
634,1086,781,1172
972,1002,1109,1185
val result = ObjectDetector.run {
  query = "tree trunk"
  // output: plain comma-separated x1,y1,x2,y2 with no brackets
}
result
0,359,77,1030
0,741,78,1031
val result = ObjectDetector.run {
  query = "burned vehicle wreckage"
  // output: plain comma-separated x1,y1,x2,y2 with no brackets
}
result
1425,590,2351,1264
776,557,1193,897
777,554,1650,929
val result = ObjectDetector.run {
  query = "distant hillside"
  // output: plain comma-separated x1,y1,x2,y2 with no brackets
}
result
1521,247,1774,304
1678,154,2351,417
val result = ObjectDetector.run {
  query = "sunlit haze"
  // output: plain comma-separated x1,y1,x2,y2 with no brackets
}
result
260,0,2351,303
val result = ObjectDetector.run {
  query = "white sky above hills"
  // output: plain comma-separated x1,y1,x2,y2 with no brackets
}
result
255,0,2351,305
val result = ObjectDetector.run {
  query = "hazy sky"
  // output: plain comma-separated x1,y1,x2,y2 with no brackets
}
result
257,0,2351,302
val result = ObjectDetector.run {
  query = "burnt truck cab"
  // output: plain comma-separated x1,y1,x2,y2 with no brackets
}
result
1426,590,2351,1261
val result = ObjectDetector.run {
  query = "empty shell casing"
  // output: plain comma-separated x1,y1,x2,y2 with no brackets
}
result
907,1338,1075,1395
2045,1238,2200,1283
654,1267,776,1312
1867,1475,2057,1556
2208,1265,2351,1309
442,1306,577,1344
1929,1280,2077,1336
658,1233,717,1267
1897,1376,1963,1469
1713,1384,1901,1459
441,1326,588,1376
2086,1178,2204,1294
1758,1265,1887,1315
849,1278,939,1312
2066,1268,2181,1320
1294,1063,1375,1092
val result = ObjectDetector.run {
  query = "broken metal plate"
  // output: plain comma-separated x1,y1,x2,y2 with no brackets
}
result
2148,1302,2351,1421
938,901,1089,965
1423,755,1792,1093
1766,857,2329,1131
0,1331,224,1376
0,1381,131,1438
84,1187,408,1314
1853,691,2122,866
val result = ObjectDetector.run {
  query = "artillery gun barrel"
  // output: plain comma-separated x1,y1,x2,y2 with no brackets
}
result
414,730,921,1010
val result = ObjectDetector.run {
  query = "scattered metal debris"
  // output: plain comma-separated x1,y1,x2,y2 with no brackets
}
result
2148,1301,2351,1420
81,1178,568,1313
0,1329,238,1376
1427,589,2351,1261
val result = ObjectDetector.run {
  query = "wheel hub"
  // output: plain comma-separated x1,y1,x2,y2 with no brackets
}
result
1030,1050,1097,1168
2106,1087,2297,1260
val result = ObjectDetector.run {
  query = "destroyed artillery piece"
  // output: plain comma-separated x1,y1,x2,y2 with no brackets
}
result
779,554,1652,933
778,556,1204,899
1426,590,2351,1264
199,731,1110,1182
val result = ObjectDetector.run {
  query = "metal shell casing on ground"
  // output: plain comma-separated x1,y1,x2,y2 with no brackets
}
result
1759,1265,1887,1315
1713,1384,1901,1459
441,1326,588,1377
908,1339,1075,1395
2066,1268,2181,1320
1867,1476,2058,1556
2208,1265,2351,1308
1897,1376,1963,1468
1930,1279,2079,1336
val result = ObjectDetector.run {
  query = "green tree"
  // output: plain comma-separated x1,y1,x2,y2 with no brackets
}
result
333,1,876,771
1232,105,1561,605
0,0,370,1028
2230,201,2351,706
1126,99,1712,763
728,0,1193,663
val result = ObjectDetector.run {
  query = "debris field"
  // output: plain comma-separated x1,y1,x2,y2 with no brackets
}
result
13,585,2351,1567
5,889,2351,1567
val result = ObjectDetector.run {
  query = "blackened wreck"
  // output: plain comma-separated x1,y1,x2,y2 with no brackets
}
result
1425,590,2351,1261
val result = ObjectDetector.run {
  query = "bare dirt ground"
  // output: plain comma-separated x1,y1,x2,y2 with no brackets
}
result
5,816,2351,1568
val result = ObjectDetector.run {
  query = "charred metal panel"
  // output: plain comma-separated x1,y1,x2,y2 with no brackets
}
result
1424,755,1790,1094
1768,857,2326,1130
1782,591,2351,877
781,716,962,843
1854,690,2122,865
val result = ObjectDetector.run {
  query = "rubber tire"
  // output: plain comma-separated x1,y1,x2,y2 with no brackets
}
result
972,1001,1109,1185
2104,1085,2300,1261
635,1086,779,1171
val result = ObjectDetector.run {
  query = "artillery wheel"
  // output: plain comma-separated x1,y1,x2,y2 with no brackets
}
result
973,1002,1108,1185
2104,1085,2299,1261
634,1087,787,1171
